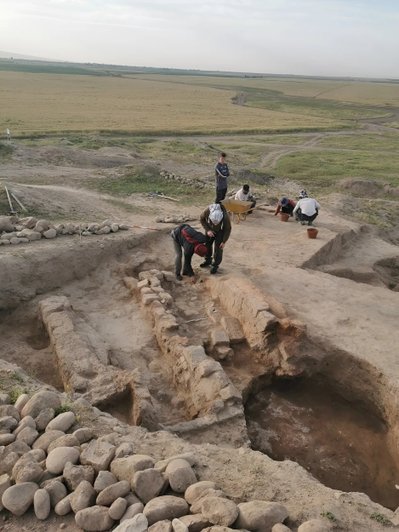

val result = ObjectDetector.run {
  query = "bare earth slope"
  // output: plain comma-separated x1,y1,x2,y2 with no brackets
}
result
1,140,399,531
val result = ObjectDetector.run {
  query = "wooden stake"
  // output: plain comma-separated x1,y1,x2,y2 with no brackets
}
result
4,186,16,214
11,192,28,212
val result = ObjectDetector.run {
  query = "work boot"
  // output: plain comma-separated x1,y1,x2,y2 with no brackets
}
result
200,260,212,268
308,221,313,226
210,265,218,274
176,274,183,281
182,270,194,277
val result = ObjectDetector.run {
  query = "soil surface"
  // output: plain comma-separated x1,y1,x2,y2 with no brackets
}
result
246,375,399,510
1,138,399,531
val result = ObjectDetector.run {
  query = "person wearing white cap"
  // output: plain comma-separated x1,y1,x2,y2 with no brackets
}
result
293,194,320,226
199,203,231,274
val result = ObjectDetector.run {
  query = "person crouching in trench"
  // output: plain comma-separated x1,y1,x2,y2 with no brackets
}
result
171,224,208,281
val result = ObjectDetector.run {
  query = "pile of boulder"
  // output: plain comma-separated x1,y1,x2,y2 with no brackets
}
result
155,215,197,224
0,389,332,531
0,216,129,246
159,171,210,190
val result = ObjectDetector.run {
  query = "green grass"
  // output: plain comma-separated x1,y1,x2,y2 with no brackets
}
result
370,512,392,526
0,371,26,397
317,133,399,151
275,150,399,194
54,403,73,416
92,165,213,205
320,511,337,523
233,86,382,122
0,142,13,158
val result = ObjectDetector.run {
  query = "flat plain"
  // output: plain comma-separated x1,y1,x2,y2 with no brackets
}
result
1,61,399,227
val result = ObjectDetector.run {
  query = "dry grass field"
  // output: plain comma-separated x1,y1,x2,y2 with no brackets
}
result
1,71,346,135
1,62,399,227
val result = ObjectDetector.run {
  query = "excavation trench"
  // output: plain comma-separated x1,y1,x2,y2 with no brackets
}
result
245,373,399,510
3,232,399,512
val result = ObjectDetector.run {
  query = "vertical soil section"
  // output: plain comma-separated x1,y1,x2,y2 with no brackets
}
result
245,376,399,510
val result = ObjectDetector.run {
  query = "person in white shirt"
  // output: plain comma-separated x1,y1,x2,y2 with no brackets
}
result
234,184,256,213
293,195,320,226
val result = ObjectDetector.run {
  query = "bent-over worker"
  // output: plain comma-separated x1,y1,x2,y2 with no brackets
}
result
200,203,231,274
171,224,208,280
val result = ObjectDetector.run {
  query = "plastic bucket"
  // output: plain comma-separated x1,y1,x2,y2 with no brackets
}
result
280,213,290,222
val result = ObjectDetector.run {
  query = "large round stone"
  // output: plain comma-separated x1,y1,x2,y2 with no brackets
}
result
200,497,239,527
235,501,289,531
46,411,76,432
1,482,38,516
21,390,61,418
34,488,51,520
165,459,196,493
75,505,115,531
184,481,217,505
144,496,189,526
46,446,80,474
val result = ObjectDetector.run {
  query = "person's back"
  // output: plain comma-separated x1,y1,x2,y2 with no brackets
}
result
296,197,319,216
293,196,320,225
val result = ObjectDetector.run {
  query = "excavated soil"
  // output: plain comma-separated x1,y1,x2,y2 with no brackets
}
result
1,139,399,530
246,375,399,510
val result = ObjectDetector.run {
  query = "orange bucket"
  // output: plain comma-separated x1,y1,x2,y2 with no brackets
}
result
280,213,290,222
307,227,318,239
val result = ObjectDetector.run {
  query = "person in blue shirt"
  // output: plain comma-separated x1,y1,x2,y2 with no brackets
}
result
214,152,229,203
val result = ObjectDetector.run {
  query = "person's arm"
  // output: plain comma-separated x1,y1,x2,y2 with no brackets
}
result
315,200,321,210
200,208,214,236
235,189,245,201
293,201,300,214
221,212,232,244
274,203,281,215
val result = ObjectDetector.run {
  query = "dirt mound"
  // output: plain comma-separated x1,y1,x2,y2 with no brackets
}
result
339,178,384,197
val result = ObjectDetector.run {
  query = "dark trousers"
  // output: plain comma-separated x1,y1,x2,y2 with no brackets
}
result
247,200,256,214
172,236,193,276
205,231,224,267
215,188,227,203
282,204,294,216
296,209,318,223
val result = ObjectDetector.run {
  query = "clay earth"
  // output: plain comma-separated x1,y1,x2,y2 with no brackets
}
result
1,139,399,532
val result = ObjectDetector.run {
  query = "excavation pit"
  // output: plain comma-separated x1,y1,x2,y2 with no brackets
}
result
245,374,399,510
0,307,64,392
373,256,399,291
95,386,135,425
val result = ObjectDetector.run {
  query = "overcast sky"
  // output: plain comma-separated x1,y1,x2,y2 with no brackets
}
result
1,0,398,78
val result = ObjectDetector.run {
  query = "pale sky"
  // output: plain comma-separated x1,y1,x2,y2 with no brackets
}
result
0,0,398,78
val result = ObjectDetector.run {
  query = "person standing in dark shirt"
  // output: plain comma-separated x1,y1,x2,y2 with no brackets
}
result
214,152,229,203
199,203,231,274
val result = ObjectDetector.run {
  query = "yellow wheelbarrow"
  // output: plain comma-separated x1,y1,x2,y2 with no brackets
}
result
221,198,253,224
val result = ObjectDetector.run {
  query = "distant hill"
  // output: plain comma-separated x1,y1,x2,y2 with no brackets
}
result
0,52,397,83
0,50,52,61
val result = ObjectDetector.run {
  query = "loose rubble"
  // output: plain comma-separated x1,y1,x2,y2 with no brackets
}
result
0,387,337,531
0,215,129,246
159,170,210,190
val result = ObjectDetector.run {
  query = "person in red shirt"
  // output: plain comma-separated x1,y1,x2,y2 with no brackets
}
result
171,224,208,280
274,197,296,217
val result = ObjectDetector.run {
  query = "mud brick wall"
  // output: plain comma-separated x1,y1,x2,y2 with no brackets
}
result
125,271,246,439
39,295,154,428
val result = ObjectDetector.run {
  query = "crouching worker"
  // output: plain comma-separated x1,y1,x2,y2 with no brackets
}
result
275,197,296,217
235,184,256,213
171,224,208,281
293,195,321,226
200,203,231,274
